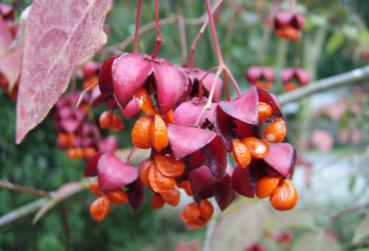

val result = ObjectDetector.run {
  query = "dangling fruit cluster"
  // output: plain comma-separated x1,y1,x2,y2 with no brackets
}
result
274,11,304,42
76,46,300,228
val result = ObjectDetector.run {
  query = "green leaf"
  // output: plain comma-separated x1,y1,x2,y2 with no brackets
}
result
325,33,345,54
349,175,357,193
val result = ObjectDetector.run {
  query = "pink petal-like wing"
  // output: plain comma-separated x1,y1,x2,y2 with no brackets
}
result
97,152,138,191
262,67,275,82
154,61,187,113
168,124,217,159
295,68,310,86
281,68,295,84
218,87,258,125
174,98,216,127
98,55,118,95
120,98,140,119
112,53,153,108
16,0,112,143
264,143,296,178
246,66,262,82
194,69,223,102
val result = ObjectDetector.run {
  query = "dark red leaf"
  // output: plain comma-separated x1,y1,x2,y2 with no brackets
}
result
188,165,216,199
232,166,255,198
83,153,102,177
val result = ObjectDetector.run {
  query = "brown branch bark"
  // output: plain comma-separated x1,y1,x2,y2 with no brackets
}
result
279,65,369,105
0,180,49,197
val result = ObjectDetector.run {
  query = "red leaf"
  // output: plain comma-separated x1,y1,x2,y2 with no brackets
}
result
127,178,145,211
232,166,255,198
16,0,112,143
188,165,216,198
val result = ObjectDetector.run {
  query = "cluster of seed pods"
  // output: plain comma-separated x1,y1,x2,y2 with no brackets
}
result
246,66,310,92
54,91,118,160
0,3,18,99
77,50,299,229
274,11,304,42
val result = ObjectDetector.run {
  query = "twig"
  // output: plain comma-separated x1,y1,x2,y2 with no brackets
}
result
330,201,369,220
59,203,73,251
176,14,188,64
279,65,369,105
133,0,142,54
0,178,91,228
0,198,47,228
151,0,162,59
0,180,49,197
102,15,206,56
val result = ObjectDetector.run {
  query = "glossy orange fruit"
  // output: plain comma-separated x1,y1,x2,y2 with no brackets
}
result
140,160,153,188
99,110,113,129
131,115,152,149
154,155,185,177
178,180,193,196
198,199,214,221
242,137,270,159
106,188,128,204
160,189,180,207
264,118,286,143
83,147,97,158
270,179,298,211
163,110,175,124
186,218,206,229
89,195,112,222
255,176,282,199
151,193,165,209
232,139,251,168
148,163,176,192
89,181,101,196
134,88,157,115
257,102,273,123
150,115,169,152
111,114,125,131
181,203,201,223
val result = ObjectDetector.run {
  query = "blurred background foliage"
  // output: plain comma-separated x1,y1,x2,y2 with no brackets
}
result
1,0,369,250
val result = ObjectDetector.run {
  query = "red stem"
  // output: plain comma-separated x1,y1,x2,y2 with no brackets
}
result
151,0,162,59
222,72,231,101
205,0,224,65
189,0,222,69
133,0,142,54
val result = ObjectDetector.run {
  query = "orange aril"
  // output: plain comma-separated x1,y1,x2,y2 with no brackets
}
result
131,115,152,149
99,110,112,129
232,139,251,169
89,195,112,222
198,199,214,221
181,203,201,223
150,115,169,152
160,189,180,207
154,155,185,177
255,176,282,199
151,193,165,209
140,160,153,188
106,188,128,204
134,88,157,115
242,137,270,159
89,181,101,196
270,179,298,211
163,109,175,124
264,118,286,143
257,102,273,123
178,180,193,196
148,163,175,192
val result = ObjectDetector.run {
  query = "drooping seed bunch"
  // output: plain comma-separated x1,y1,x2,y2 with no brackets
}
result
246,66,310,92
0,3,18,99
54,91,118,160
80,50,299,228
274,11,304,42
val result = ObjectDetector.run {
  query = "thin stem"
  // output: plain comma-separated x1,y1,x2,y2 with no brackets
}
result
59,203,72,251
133,0,142,53
195,67,222,127
0,180,49,197
222,72,231,101
205,0,224,65
224,66,241,95
151,0,162,59
279,65,369,105
126,147,137,163
177,14,188,64
188,0,222,69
